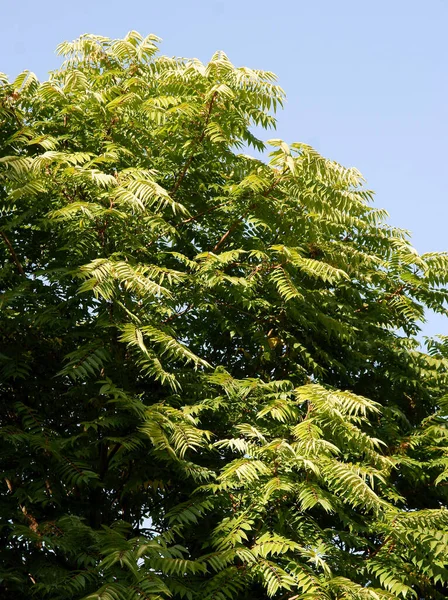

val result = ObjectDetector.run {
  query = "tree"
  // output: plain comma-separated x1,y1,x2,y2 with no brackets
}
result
1,31,448,600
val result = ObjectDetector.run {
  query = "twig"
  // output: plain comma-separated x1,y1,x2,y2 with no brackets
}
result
0,230,25,275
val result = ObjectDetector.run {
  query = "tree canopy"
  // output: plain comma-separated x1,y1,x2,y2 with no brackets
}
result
1,31,448,600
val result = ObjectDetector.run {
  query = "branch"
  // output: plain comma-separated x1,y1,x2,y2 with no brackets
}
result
212,207,252,253
262,168,286,197
0,230,25,275
354,285,408,313
162,303,194,323
5,478,40,534
107,442,121,465
170,91,218,196
367,534,393,559
215,299,272,324
181,197,235,226
211,169,287,253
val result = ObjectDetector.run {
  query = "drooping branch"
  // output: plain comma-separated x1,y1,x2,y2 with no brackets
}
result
0,230,25,275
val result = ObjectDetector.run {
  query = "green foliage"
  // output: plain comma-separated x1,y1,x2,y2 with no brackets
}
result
1,30,448,599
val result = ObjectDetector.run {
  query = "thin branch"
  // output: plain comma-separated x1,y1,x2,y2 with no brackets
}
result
181,197,235,226
262,168,286,197
5,99,23,128
354,284,408,313
5,478,40,534
367,534,393,559
0,230,25,275
170,91,218,196
162,303,194,323
211,169,287,254
148,196,236,250
99,442,121,479
212,206,253,253
215,299,273,324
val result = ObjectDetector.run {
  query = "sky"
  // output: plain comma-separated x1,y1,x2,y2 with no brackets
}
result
1,0,447,336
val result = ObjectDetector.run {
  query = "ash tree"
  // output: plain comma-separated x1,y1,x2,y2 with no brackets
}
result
1,31,448,600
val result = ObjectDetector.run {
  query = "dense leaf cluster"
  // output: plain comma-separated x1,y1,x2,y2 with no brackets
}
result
1,31,448,599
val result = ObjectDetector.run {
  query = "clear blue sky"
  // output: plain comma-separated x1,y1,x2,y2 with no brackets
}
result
2,0,447,336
